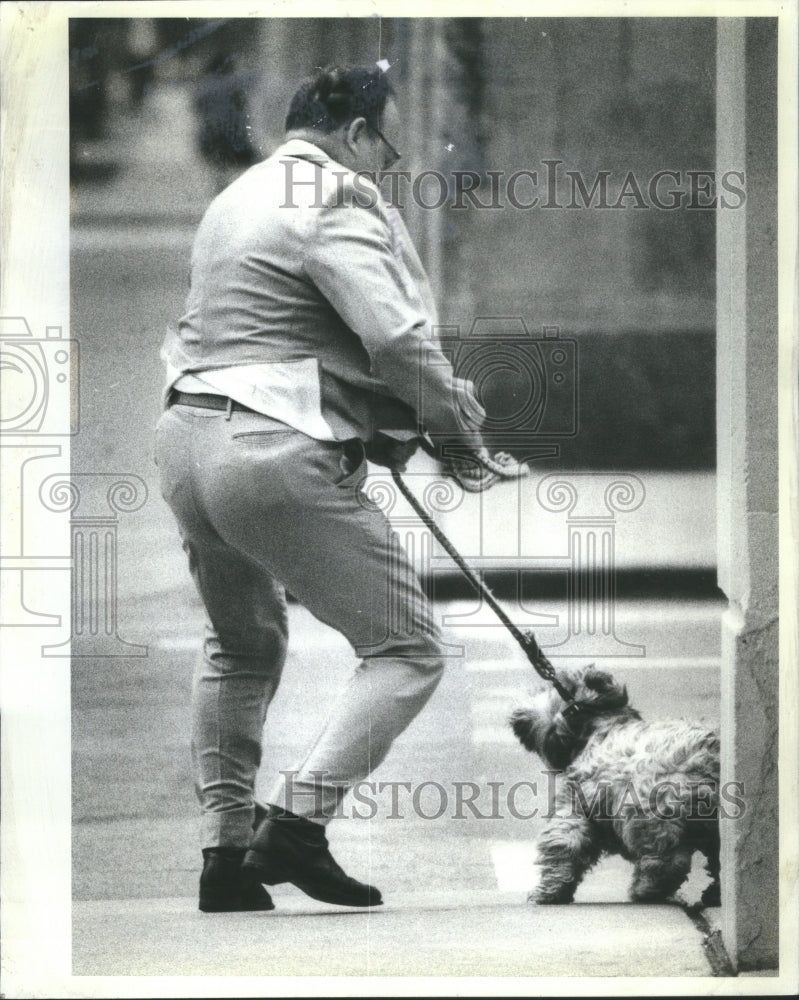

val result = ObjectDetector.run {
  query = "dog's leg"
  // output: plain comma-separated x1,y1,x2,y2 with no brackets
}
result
532,815,601,904
629,849,693,902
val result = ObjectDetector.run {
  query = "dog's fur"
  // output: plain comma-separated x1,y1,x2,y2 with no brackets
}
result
510,665,720,905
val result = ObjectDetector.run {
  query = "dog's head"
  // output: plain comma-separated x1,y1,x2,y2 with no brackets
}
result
509,665,638,769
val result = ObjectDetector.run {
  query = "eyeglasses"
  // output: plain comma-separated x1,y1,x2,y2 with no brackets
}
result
369,123,401,168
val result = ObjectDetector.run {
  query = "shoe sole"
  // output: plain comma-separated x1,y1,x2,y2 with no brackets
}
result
242,850,382,908
199,893,276,913
199,899,276,913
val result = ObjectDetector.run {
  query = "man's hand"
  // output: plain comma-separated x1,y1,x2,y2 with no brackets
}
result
452,376,486,432
442,447,530,493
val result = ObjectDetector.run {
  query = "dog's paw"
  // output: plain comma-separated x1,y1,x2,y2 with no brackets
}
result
527,887,575,905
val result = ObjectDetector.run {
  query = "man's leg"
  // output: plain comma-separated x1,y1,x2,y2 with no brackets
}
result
162,408,446,903
183,416,446,904
158,406,289,842
195,425,446,822
188,550,288,849
186,541,288,912
241,475,444,906
156,405,288,909
268,547,444,823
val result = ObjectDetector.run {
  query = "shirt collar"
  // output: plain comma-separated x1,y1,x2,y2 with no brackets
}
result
272,137,383,204
273,138,341,169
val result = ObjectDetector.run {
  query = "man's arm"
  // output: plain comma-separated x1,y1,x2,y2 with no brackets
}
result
303,196,480,446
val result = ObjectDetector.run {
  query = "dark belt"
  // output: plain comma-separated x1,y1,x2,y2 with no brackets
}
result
169,390,255,414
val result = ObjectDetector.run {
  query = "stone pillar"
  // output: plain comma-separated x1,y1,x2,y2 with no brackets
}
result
716,17,778,971
398,19,448,302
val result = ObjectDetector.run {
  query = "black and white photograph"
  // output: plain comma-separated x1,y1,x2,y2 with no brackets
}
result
1,1,797,995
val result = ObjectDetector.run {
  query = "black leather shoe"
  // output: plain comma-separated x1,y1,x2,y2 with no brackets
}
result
199,847,275,913
242,807,383,908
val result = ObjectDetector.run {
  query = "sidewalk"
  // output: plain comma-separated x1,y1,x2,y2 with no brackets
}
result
72,890,719,979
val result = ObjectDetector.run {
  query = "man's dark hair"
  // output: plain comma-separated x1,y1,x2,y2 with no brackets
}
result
285,65,394,133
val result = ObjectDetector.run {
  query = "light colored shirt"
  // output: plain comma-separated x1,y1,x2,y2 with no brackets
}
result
172,361,339,440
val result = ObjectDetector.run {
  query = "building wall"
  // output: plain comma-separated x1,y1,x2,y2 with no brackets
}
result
466,18,715,332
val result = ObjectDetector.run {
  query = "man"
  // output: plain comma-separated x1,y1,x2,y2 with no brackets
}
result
156,65,494,913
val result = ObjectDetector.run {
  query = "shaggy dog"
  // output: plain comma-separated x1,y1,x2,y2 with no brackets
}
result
510,665,720,905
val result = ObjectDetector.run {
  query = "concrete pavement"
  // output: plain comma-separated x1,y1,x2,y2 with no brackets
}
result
73,892,712,979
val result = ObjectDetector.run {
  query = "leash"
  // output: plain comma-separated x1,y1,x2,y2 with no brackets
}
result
390,468,584,716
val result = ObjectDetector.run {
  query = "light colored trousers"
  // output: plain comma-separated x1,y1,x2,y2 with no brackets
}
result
155,403,445,848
